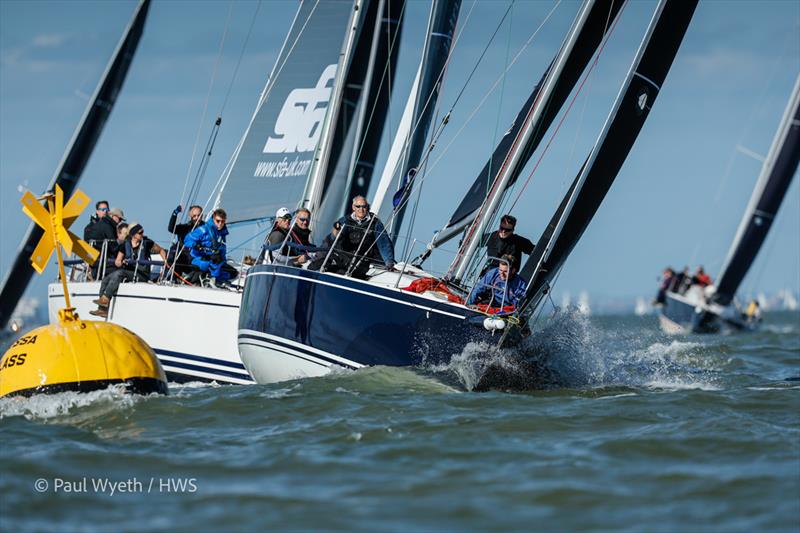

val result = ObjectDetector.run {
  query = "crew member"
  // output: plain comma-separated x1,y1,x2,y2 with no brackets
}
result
335,196,395,278
482,214,535,275
168,204,204,275
468,254,527,309
184,208,236,285
89,223,167,318
692,266,712,288
83,200,118,279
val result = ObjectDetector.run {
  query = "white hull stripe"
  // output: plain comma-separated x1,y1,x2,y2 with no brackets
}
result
239,329,365,368
247,271,467,320
154,350,253,382
239,330,362,370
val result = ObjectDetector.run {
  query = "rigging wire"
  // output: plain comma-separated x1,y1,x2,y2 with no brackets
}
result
506,0,625,213
357,0,563,267
176,0,235,217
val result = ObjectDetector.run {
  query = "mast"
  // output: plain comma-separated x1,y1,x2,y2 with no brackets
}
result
313,0,406,234
711,75,800,307
304,0,366,217
344,0,405,203
0,0,151,330
449,0,625,281
518,0,698,317
372,0,462,240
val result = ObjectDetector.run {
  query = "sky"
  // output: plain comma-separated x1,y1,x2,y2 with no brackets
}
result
1,0,799,312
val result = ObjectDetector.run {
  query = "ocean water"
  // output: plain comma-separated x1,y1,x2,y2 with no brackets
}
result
1,310,798,532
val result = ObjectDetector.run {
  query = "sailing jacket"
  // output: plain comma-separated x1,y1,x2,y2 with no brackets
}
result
83,215,117,245
483,231,535,273
467,267,527,308
335,212,395,267
185,220,229,278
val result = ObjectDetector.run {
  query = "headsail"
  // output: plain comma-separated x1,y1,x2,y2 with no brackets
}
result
711,75,800,307
217,0,356,224
444,0,626,280
0,0,151,330
518,0,698,315
312,0,406,234
372,0,462,239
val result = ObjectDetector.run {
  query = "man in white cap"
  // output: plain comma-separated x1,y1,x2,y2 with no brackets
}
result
109,207,125,226
266,207,307,265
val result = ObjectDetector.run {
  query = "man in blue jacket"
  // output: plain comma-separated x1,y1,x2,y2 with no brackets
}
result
468,254,527,309
184,208,237,284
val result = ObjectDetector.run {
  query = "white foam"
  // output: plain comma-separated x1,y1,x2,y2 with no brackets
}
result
0,384,142,421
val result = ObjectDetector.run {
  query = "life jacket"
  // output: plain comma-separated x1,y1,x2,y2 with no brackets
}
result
124,238,153,278
342,214,379,260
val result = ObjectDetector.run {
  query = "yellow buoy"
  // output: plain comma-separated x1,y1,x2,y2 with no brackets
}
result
1,185,168,398
0,309,167,397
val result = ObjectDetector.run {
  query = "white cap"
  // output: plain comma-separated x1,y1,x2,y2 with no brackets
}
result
275,207,291,219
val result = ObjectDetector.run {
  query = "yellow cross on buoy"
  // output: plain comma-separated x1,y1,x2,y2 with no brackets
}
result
0,186,168,398
21,185,99,321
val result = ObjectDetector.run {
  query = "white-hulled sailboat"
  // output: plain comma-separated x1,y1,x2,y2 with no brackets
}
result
659,74,800,334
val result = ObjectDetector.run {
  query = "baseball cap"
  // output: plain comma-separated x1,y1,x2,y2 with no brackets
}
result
109,207,125,220
276,207,291,220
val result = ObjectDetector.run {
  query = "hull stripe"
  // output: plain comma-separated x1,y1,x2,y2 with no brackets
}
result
239,329,365,368
153,347,247,370
238,333,361,370
247,271,468,320
239,341,331,370
158,358,253,382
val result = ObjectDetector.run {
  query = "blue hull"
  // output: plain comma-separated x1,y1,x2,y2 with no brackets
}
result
238,264,505,382
660,292,751,334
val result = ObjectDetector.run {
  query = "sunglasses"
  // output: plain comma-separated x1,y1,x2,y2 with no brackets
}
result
354,204,369,209
99,207,109,212
499,226,514,232
214,218,225,223
297,217,310,222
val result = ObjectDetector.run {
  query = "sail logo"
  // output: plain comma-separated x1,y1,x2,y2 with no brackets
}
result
263,64,338,154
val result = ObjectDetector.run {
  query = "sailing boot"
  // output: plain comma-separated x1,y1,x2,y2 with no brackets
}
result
89,307,108,318
92,295,110,308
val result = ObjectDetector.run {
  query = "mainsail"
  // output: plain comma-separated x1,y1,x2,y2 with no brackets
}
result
711,74,800,307
518,0,698,315
0,0,151,330
372,0,462,239
217,0,356,224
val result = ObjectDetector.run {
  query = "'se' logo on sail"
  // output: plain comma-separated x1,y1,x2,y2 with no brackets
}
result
263,65,338,154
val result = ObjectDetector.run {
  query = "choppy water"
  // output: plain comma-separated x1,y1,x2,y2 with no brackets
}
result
1,311,798,532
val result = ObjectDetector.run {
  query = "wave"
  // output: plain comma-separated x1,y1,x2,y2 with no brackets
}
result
422,308,724,392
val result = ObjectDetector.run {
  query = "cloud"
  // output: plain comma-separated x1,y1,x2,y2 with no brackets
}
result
32,33,68,48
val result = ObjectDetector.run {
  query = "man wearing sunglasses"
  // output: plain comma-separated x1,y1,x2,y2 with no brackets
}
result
266,207,315,267
83,200,118,279
482,214,534,276
333,195,395,279
184,208,237,285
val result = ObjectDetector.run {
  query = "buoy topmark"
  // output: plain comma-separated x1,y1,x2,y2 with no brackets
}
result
0,185,168,398
0,308,168,398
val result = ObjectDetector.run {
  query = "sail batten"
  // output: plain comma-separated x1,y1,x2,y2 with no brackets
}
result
0,0,151,330
712,75,800,307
